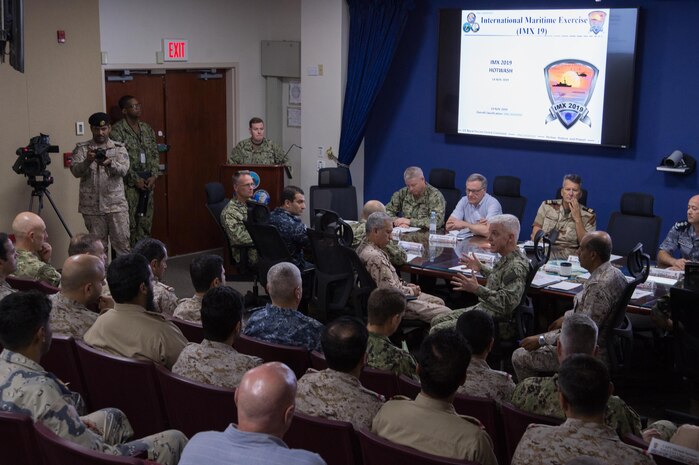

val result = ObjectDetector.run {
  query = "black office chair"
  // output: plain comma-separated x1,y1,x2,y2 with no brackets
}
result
309,167,358,221
492,176,527,223
670,286,699,405
341,245,377,317
429,168,461,218
607,192,662,258
555,187,588,206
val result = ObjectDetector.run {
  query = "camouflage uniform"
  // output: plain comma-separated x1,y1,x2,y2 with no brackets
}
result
227,138,288,165
533,199,596,260
511,419,654,465
296,368,385,430
366,332,418,380
372,393,498,465
243,303,324,352
110,119,160,247
358,242,451,323
659,220,699,262
12,249,61,287
0,350,186,464
351,221,407,267
153,277,178,316
268,208,310,269
512,261,628,380
0,279,16,301
49,292,98,340
457,357,514,404
510,373,642,438
430,249,529,340
172,294,202,322
71,139,130,255
172,339,262,389
220,198,258,265
385,184,446,229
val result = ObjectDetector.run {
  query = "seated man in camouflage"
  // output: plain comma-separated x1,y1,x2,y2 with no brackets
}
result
431,214,529,339
220,171,258,268
268,186,311,270
386,167,446,229
296,316,384,430
172,286,262,388
352,200,407,267
173,254,225,322
0,291,187,464
11,211,61,287
365,288,417,379
359,212,451,323
50,255,110,340
132,238,178,316
0,233,17,301
455,310,514,404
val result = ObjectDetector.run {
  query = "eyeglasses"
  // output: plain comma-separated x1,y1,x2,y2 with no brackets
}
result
128,103,142,109
466,187,485,194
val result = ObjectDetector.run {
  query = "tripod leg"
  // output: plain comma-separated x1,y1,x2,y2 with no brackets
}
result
42,189,73,238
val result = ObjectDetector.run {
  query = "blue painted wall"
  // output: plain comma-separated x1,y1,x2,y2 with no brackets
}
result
363,0,698,242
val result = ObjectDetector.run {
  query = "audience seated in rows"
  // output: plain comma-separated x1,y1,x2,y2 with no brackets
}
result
11,211,61,287
172,285,261,388
0,290,187,464
132,238,178,316
84,253,187,369
173,254,225,322
351,200,407,267
0,233,17,301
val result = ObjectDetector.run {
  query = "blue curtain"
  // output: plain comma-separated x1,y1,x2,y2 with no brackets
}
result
338,0,415,167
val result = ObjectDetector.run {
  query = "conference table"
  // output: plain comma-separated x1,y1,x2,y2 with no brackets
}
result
395,229,674,316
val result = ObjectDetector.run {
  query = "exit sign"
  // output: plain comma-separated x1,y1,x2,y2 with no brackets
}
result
163,39,188,62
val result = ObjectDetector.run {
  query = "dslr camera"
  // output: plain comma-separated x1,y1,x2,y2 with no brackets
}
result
93,148,107,163
13,134,59,178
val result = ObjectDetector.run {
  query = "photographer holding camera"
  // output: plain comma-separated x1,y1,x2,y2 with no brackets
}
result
70,112,130,256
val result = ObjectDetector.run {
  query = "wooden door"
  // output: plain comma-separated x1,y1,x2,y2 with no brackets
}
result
105,73,169,245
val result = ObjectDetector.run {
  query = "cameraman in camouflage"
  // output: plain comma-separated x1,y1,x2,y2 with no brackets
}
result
71,112,130,256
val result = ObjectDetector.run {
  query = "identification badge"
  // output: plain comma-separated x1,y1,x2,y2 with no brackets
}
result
140,151,146,164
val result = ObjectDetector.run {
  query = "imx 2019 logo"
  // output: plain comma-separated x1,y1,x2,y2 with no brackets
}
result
544,60,599,130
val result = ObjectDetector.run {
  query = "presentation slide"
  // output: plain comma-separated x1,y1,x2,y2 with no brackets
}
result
457,9,611,145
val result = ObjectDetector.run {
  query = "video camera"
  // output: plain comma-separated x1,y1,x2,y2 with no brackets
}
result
13,133,59,178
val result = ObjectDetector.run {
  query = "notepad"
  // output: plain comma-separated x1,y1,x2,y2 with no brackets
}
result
530,272,565,289
547,281,582,291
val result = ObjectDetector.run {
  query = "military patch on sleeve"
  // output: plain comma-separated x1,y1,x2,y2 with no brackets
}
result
675,220,689,231
582,205,594,213
503,271,517,284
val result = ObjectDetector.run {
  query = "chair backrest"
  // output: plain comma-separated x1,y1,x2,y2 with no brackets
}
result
0,411,42,465
357,428,479,465
555,187,588,206
359,367,399,399
33,421,148,465
607,192,662,257
40,334,90,409
310,350,329,370
244,222,294,287
492,176,527,223
452,394,501,455
74,340,168,437
203,182,244,276
671,286,699,383
234,335,310,379
340,245,377,317
6,275,59,294
319,166,352,186
284,412,361,465
500,402,563,463
397,374,422,399
309,185,358,221
429,168,461,218
169,317,205,343
154,364,236,438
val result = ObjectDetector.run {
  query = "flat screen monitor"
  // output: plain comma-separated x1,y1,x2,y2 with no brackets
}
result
435,8,639,148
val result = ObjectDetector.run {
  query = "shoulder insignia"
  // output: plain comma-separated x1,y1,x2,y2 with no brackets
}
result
156,281,175,292
503,270,517,285
544,199,559,205
75,141,90,147
390,395,412,401
675,220,689,231
112,141,124,147
458,414,485,429
581,205,594,213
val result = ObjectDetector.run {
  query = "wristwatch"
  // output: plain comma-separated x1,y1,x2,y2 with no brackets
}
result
538,335,546,347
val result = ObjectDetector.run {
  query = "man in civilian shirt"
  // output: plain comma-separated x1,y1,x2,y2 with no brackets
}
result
178,362,325,465
268,186,311,270
446,173,502,236
243,262,324,352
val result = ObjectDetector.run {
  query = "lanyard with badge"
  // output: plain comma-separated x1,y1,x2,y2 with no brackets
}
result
128,122,147,166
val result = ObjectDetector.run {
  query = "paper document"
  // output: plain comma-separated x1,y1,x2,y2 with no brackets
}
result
406,253,421,262
449,264,476,274
631,289,653,300
648,437,699,465
393,226,420,233
449,229,475,240
547,281,582,291
530,272,565,288
646,275,679,286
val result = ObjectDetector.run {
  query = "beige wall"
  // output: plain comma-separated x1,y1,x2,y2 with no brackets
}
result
0,0,103,266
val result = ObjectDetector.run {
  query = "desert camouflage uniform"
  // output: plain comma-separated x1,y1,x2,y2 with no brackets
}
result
352,221,407,267
296,368,385,430
659,220,699,261
511,419,654,465
227,138,288,165
172,339,262,389
457,357,514,404
172,294,203,322
153,277,178,316
49,293,98,340
221,198,258,265
71,139,130,255
358,242,450,323
0,279,16,300
268,208,309,269
533,199,596,260
366,332,418,380
243,303,324,352
13,249,61,287
512,261,628,380
0,350,186,464
385,184,446,230
110,119,160,247
510,373,642,438
431,249,529,340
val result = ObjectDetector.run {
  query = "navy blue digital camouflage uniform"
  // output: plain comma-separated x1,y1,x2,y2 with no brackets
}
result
268,208,310,270
243,304,323,352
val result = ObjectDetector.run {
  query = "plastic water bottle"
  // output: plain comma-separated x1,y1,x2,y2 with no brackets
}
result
429,211,437,234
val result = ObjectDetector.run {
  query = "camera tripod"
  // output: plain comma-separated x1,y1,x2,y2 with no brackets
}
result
27,176,73,238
